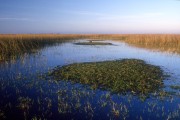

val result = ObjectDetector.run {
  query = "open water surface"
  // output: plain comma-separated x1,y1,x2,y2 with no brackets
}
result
0,40,180,120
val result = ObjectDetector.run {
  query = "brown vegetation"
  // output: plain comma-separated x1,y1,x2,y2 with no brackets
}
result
0,34,180,60
123,34,180,54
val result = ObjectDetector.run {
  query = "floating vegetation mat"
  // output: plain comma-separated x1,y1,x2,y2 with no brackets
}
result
170,85,180,90
51,59,164,95
74,41,113,45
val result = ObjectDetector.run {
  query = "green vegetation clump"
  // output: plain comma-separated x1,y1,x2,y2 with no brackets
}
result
74,41,113,45
51,59,164,94
170,85,180,90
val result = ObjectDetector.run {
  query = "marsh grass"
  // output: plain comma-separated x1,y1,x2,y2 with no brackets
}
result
0,34,124,61
122,34,180,54
98,34,180,54
92,34,180,54
0,34,84,60
51,59,164,95
1,34,180,61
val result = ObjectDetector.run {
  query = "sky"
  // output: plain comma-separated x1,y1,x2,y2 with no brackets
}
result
0,0,180,34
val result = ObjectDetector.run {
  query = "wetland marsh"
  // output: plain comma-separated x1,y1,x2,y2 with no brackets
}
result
51,59,164,94
0,35,180,120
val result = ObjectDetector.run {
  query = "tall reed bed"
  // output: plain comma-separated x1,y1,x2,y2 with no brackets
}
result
0,34,124,60
123,34,180,54
1,34,179,60
0,34,79,60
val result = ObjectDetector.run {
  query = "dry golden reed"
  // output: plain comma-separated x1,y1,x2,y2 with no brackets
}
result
0,34,80,60
0,34,123,60
123,34,180,54
0,34,179,60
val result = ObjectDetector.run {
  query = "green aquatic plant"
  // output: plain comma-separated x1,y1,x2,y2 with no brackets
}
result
74,41,113,45
51,59,164,95
170,85,180,90
17,97,33,120
17,97,33,111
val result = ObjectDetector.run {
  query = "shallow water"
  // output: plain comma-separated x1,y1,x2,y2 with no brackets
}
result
0,40,180,120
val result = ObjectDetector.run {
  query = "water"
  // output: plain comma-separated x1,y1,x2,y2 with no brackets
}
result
0,40,180,120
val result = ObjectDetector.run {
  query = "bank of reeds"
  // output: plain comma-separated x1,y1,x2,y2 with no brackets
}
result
123,34,180,54
0,34,180,61
0,34,125,60
0,34,84,60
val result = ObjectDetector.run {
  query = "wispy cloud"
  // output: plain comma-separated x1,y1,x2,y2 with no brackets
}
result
95,12,164,20
63,10,164,21
0,17,32,21
123,12,164,19
62,10,106,17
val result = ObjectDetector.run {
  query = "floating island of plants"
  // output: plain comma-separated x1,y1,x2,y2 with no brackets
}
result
50,59,165,95
74,41,113,45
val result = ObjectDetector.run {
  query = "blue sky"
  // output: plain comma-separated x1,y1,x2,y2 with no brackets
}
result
0,0,180,34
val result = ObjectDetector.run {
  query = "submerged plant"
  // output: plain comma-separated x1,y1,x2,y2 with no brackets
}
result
17,97,33,111
17,97,33,120
0,110,6,120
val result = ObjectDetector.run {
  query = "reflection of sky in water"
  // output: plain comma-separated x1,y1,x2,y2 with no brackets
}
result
1,40,180,120
42,40,180,86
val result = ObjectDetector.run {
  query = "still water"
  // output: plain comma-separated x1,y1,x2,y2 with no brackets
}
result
0,40,180,120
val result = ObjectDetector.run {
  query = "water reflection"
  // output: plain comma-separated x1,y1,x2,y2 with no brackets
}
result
0,40,180,120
